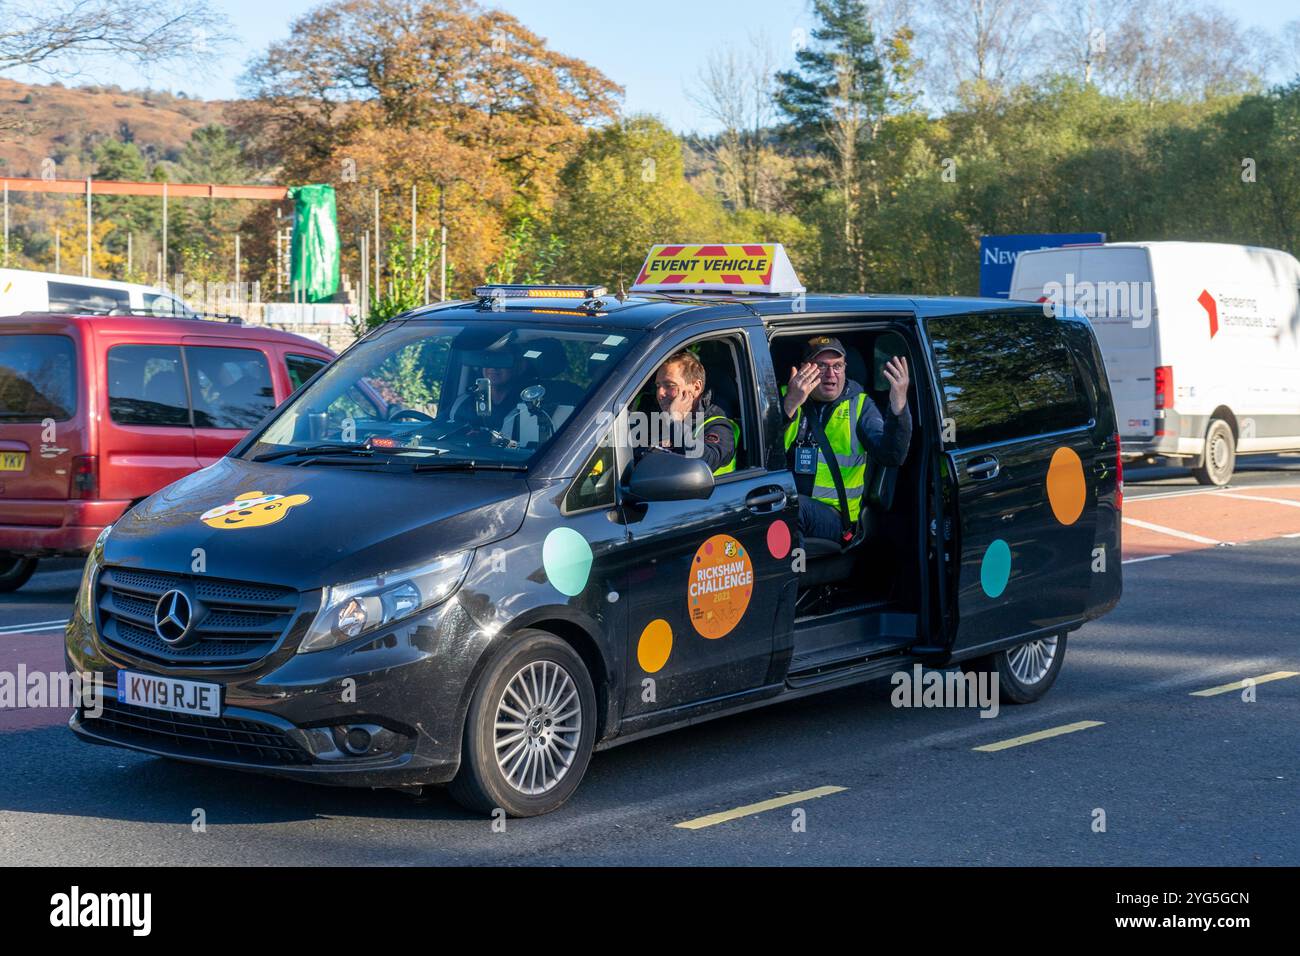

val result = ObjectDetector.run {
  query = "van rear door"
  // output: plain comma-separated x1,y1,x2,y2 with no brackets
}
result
98,341,198,503
925,307,1100,656
1012,247,1157,442
0,329,83,502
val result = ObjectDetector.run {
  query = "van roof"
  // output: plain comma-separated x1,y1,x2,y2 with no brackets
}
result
399,292,1045,332
1024,240,1299,260
0,311,335,351
0,267,172,293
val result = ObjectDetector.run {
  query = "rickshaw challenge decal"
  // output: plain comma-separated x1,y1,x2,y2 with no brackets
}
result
688,534,753,639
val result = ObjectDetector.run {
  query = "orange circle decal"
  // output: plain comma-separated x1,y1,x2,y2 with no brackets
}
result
688,534,753,639
1046,446,1086,525
637,619,673,673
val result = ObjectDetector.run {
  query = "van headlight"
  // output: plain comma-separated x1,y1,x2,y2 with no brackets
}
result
76,524,113,624
299,551,472,653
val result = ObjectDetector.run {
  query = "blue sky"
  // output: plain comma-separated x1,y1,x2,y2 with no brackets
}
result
17,0,1300,133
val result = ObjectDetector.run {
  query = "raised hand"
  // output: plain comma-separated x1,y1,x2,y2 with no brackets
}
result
784,363,822,417
882,354,910,414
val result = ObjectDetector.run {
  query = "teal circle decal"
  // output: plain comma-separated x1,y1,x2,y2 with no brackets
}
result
980,539,1011,598
542,527,593,597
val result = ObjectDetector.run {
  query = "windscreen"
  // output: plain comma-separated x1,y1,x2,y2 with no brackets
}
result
244,319,638,468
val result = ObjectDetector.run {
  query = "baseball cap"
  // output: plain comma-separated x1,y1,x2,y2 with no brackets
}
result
801,335,846,362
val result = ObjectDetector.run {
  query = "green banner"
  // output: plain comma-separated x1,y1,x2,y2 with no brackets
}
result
288,184,340,303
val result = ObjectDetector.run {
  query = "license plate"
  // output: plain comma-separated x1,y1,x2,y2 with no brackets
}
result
0,452,25,471
117,671,222,717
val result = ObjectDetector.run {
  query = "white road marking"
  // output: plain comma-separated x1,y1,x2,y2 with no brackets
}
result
0,619,68,634
1122,554,1171,564
1126,481,1300,502
1216,492,1300,509
1121,517,1225,545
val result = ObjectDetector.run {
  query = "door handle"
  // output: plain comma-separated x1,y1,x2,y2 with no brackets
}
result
746,488,787,513
966,455,1000,480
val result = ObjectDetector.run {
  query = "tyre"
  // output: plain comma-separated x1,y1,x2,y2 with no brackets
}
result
0,554,38,592
962,633,1067,705
449,630,597,817
1193,417,1235,486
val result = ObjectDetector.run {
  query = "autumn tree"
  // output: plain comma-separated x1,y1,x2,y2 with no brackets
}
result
551,117,724,289
237,0,620,299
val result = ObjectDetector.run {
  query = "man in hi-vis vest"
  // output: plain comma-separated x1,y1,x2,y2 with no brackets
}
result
781,336,911,541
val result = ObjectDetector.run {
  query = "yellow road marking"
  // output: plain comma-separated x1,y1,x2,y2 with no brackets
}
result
1190,671,1299,697
973,720,1104,752
675,785,846,830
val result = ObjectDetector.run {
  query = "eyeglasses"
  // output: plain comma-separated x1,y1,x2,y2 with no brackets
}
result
814,362,846,374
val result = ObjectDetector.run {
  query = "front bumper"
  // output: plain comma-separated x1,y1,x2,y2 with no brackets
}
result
64,596,491,788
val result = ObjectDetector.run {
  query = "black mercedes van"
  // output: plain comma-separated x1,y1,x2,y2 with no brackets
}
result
66,281,1122,816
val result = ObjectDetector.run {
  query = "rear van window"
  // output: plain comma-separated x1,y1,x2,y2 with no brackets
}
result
107,345,190,426
0,333,77,421
186,346,275,429
928,311,1093,447
47,281,130,314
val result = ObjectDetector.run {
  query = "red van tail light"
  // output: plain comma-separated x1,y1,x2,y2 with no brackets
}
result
1154,366,1174,409
70,455,98,500
1115,433,1123,510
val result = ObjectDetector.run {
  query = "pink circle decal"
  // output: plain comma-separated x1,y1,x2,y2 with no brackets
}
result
767,520,791,559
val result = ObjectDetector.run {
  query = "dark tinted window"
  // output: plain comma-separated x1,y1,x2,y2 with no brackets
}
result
0,334,77,421
927,311,1092,448
286,353,328,391
108,345,189,426
48,281,130,313
186,346,275,429
565,442,615,512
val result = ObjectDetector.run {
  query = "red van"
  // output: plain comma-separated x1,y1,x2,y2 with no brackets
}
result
0,312,335,590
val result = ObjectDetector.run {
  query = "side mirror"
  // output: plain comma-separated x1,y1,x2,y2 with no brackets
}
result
625,450,714,502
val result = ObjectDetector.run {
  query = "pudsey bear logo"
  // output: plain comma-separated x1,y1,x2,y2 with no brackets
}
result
200,491,311,529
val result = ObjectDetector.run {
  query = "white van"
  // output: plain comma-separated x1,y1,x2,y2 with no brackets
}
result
1010,241,1300,485
0,268,195,318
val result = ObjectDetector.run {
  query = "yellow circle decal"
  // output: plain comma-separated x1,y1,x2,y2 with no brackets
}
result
637,619,673,673
1046,446,1086,525
688,534,753,639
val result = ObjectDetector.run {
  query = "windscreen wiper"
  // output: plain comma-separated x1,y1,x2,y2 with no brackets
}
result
252,443,371,462
253,442,450,463
411,460,527,473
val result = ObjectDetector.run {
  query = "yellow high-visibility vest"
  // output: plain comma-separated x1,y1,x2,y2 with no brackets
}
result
781,388,869,521
696,414,739,476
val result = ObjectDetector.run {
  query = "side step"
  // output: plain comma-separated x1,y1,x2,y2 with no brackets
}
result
788,606,917,683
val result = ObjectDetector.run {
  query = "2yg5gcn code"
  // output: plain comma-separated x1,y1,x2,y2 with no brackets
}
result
1116,892,1250,906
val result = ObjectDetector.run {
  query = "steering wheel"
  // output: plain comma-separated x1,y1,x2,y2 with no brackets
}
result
387,408,436,424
